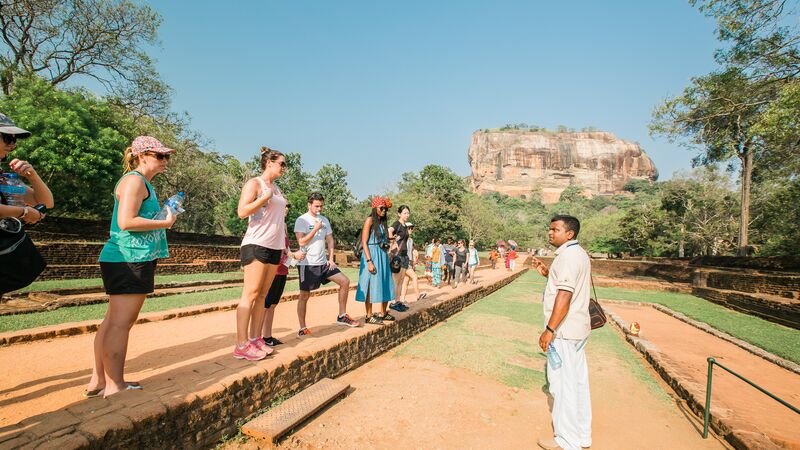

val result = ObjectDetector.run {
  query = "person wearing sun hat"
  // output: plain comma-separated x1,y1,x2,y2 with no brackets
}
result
0,112,54,296
355,195,395,324
86,136,178,398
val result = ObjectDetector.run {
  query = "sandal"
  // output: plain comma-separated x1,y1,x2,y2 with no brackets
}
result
366,314,384,325
382,313,396,321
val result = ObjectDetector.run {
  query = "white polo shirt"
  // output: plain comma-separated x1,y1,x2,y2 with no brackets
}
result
543,240,592,340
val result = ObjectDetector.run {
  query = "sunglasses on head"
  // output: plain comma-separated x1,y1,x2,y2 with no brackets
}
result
146,152,170,161
1,134,17,145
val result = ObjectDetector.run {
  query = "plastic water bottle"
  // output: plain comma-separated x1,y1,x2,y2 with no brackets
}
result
154,191,185,220
547,343,562,370
0,173,27,206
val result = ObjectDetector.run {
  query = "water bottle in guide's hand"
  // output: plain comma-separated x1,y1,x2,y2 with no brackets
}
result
154,191,186,220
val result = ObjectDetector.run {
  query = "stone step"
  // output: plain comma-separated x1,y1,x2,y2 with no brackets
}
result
241,378,349,443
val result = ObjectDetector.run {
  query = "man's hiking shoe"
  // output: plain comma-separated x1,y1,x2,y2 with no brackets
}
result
262,336,283,347
336,314,360,327
366,314,384,325
297,327,312,337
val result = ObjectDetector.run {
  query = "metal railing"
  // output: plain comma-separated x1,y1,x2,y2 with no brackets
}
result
703,357,800,438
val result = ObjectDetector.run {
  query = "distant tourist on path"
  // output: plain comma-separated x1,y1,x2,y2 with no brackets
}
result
442,238,455,283
508,245,518,271
356,195,395,324
234,147,287,361
0,112,53,296
401,224,426,302
467,240,479,284
489,248,499,270
259,202,306,347
531,215,592,450
430,239,442,287
89,136,177,398
294,192,360,336
449,239,468,288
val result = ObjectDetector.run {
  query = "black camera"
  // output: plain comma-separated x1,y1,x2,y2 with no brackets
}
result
380,241,390,251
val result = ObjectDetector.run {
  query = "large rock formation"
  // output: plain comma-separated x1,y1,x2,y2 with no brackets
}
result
467,130,658,203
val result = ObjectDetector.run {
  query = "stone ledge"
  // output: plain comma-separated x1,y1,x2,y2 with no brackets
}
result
2,269,526,449
604,302,789,450
0,284,354,346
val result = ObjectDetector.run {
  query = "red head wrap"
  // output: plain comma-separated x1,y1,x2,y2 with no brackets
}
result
371,196,393,209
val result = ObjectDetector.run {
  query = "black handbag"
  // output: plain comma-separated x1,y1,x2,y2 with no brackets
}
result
589,276,606,329
0,196,47,295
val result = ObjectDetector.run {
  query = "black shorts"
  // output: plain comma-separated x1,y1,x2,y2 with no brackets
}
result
240,245,282,266
100,260,157,295
265,274,287,307
298,265,342,292
398,253,410,269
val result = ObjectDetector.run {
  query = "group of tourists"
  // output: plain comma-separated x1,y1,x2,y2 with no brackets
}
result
421,238,480,288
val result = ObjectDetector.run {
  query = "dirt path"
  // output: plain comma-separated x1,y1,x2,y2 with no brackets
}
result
606,303,800,448
0,267,511,429
225,274,729,450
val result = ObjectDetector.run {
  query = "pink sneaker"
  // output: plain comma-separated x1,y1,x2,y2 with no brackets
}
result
233,342,267,361
251,338,274,355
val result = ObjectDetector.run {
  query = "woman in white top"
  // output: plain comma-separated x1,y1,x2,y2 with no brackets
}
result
233,147,287,361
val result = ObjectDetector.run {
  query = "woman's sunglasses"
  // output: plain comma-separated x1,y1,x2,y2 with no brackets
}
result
378,206,388,212
146,152,170,161
271,159,287,168
1,134,17,145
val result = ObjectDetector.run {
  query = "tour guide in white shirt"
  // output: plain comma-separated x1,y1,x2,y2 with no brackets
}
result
531,215,592,450
294,192,359,336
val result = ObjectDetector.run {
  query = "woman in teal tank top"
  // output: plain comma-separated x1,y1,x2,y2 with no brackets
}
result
87,136,178,398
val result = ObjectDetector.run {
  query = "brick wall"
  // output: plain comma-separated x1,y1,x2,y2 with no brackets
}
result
691,255,800,272
703,270,800,299
692,286,800,329
537,257,693,283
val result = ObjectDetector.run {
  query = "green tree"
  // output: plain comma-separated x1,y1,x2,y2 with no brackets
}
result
651,68,773,255
397,165,467,240
0,75,129,216
312,163,355,217
0,0,169,115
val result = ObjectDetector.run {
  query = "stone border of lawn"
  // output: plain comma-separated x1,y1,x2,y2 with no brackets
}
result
602,299,800,375
1,270,527,450
603,301,793,450
0,284,351,347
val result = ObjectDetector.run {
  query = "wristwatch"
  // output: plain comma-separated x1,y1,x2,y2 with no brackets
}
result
545,325,556,334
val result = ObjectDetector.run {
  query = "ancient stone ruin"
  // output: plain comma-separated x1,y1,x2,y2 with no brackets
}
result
467,129,659,203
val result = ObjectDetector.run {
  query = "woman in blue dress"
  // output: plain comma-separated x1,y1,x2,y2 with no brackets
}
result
356,195,395,324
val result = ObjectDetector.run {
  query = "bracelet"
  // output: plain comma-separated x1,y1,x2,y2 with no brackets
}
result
366,259,372,263
545,325,556,334
18,206,28,219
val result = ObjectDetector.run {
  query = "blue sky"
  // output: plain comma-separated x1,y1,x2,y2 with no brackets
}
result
145,0,720,198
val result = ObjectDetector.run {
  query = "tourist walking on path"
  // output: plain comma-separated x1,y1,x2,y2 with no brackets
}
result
530,215,592,450
294,192,359,336
0,113,53,295
430,239,442,287
356,196,395,325
467,240,479,284
89,136,177,398
259,202,306,347
234,147,287,361
449,239,468,288
442,238,455,283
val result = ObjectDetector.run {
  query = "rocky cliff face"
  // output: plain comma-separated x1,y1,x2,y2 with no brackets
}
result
467,130,658,203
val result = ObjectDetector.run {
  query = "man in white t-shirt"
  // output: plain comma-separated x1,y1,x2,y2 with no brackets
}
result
294,192,359,335
530,215,592,450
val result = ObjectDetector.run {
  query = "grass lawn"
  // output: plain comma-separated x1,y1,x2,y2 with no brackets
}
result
395,271,669,399
0,267,361,333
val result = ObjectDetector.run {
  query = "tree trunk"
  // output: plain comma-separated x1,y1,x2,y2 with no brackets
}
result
737,144,753,256
679,223,685,257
